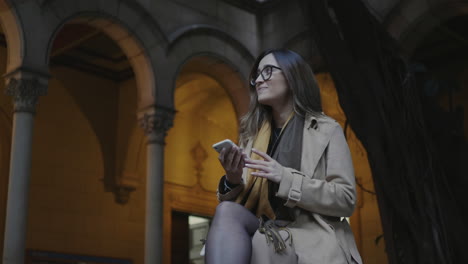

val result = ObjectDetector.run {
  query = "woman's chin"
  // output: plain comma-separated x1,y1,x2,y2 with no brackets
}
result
257,97,273,106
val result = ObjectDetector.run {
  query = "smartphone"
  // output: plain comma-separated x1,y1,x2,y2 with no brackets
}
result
212,139,237,153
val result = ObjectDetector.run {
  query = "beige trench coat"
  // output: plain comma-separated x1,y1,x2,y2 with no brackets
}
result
217,114,363,264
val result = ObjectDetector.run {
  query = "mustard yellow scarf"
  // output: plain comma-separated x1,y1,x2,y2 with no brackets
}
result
236,113,294,219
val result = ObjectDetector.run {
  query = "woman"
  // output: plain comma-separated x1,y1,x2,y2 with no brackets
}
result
205,49,362,264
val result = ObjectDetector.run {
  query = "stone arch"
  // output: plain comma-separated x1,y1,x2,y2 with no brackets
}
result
165,27,254,114
50,16,154,109
0,0,24,73
30,0,169,201
163,57,246,262
175,53,250,117
167,24,254,61
117,47,252,202
168,72,239,187
163,48,250,197
165,50,249,191
386,0,468,54
37,0,167,109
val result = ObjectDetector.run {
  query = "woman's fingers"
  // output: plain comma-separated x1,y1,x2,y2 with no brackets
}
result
241,152,249,160
225,146,237,169
250,171,269,178
244,158,269,166
218,147,227,162
245,163,270,172
244,150,283,183
222,146,245,171
251,148,273,161
232,147,243,169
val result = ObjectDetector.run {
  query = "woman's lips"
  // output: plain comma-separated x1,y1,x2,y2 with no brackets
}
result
257,86,267,92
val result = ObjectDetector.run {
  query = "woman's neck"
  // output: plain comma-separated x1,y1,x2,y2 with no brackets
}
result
271,99,294,128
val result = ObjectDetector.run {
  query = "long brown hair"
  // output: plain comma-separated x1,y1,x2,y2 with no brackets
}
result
239,48,323,145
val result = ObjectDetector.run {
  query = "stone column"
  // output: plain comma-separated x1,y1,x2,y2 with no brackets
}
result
139,106,174,264
2,70,48,264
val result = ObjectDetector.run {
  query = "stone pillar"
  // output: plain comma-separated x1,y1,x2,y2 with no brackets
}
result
138,106,174,264
2,70,48,264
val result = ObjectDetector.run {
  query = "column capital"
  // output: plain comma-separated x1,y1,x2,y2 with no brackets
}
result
138,106,175,145
4,67,50,113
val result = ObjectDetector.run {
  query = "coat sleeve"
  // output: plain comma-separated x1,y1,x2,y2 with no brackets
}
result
216,176,245,202
275,124,357,217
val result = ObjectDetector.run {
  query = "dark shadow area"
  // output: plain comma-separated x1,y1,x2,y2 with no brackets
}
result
412,15,468,262
302,0,467,263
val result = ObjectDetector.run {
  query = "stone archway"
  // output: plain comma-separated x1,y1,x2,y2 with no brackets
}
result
0,1,170,263
1,0,170,198
36,0,169,197
4,0,166,110
163,45,250,263
45,14,163,110
174,54,250,116
163,25,254,110
46,22,142,199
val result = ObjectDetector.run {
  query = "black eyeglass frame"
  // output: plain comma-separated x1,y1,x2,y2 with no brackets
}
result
250,65,282,86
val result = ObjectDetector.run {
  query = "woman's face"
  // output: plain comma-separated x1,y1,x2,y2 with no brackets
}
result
254,53,290,107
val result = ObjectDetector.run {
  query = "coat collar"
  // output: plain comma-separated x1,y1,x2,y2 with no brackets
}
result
301,113,338,174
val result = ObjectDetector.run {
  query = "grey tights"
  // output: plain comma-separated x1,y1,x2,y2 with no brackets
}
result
205,201,259,264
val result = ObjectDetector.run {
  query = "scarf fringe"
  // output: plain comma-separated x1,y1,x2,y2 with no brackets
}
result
258,218,293,253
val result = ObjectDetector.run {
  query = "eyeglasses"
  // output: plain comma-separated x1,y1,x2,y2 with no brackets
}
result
250,65,282,86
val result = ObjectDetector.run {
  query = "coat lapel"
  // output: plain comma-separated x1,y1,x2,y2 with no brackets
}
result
301,114,336,176
242,114,336,180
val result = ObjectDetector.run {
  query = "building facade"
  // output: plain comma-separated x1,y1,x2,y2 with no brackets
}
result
0,0,467,263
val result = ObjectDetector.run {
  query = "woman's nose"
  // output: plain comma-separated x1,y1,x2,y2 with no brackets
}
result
255,74,264,84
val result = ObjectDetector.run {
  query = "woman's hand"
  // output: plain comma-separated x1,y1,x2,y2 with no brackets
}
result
218,145,247,184
244,148,284,183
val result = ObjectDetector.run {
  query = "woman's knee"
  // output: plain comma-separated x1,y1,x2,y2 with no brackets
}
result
214,202,258,231
214,201,243,219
